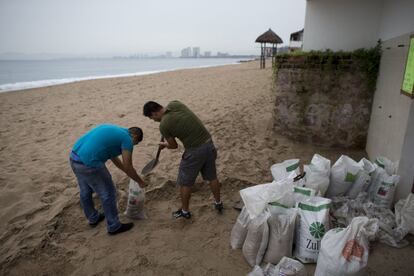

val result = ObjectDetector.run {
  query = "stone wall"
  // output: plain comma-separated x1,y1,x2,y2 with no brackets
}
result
273,55,376,148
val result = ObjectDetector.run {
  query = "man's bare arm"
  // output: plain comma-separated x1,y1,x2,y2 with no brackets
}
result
111,156,125,172
159,137,178,149
121,150,146,188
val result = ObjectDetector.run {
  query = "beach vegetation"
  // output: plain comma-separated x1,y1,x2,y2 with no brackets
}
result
273,41,382,92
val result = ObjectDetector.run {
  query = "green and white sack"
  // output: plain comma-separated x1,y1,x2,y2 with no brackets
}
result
367,163,388,195
240,179,294,219
294,196,331,263
326,155,361,198
293,186,317,204
304,154,331,196
270,159,300,181
346,158,375,199
374,156,397,175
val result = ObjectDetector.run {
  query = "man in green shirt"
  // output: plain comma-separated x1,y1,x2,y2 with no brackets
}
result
143,100,222,219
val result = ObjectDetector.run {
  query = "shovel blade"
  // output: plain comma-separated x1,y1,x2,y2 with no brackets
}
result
141,159,159,175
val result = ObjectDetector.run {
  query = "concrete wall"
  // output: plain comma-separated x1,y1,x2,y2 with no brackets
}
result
366,33,413,162
273,55,375,148
366,32,414,200
396,101,414,201
303,0,382,51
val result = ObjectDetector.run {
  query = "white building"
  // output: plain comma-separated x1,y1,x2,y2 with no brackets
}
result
204,51,211,57
289,29,304,51
302,0,414,200
181,47,192,58
193,47,200,58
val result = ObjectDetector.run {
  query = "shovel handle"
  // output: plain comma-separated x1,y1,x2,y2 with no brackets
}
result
155,136,164,160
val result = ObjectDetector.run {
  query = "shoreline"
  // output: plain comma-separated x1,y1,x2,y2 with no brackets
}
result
0,60,247,94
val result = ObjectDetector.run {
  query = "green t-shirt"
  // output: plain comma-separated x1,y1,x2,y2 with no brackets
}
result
160,101,211,149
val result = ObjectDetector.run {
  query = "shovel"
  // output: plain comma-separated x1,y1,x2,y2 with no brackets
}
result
141,136,164,176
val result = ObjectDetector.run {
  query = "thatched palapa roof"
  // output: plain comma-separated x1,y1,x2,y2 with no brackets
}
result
255,28,283,44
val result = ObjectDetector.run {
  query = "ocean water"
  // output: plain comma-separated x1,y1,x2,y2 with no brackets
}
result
0,58,248,92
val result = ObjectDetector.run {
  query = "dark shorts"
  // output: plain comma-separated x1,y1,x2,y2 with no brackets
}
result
177,141,217,186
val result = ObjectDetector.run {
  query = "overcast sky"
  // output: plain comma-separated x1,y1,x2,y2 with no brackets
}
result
0,0,306,57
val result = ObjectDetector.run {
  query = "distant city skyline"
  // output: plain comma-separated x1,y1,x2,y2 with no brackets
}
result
0,0,306,58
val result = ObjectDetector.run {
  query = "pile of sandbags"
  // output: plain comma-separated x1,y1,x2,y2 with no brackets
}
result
230,154,410,274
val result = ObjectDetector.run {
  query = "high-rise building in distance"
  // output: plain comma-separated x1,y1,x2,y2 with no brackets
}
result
192,47,200,58
181,47,192,57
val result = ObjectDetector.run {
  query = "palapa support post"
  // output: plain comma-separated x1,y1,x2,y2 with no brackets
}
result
255,28,283,70
260,43,263,69
272,43,278,66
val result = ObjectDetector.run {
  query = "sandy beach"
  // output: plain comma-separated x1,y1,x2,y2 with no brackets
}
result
1,61,413,275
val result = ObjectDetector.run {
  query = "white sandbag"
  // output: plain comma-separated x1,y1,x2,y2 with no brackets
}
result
346,158,375,199
270,159,300,181
294,196,331,263
247,265,265,276
370,174,399,209
359,158,376,175
374,156,397,175
240,179,294,219
243,212,270,267
304,166,330,197
310,154,331,172
230,207,251,249
267,257,307,276
124,179,146,219
304,154,331,196
395,193,414,237
314,217,378,276
264,204,297,264
367,164,388,195
326,155,361,198
293,186,316,204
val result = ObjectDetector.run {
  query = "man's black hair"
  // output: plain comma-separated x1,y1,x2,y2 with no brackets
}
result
128,127,143,142
143,101,163,117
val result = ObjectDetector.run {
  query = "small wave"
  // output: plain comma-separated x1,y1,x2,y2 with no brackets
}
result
0,62,239,93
